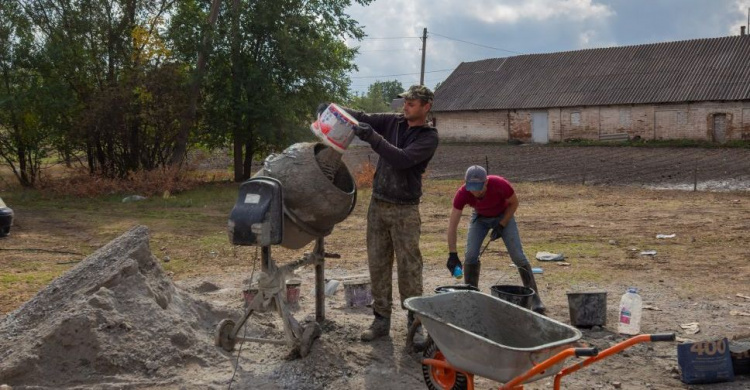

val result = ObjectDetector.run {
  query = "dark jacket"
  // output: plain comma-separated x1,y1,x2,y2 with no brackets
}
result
347,110,439,205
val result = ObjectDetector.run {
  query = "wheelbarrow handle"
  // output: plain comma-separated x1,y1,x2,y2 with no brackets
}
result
574,347,599,357
650,333,676,342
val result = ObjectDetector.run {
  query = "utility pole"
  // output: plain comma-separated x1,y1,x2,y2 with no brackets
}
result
420,28,427,85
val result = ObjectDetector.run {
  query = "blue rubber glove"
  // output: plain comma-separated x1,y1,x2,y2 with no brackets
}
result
446,252,463,279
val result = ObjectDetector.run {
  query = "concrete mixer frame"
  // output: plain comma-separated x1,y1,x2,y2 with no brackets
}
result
215,237,332,357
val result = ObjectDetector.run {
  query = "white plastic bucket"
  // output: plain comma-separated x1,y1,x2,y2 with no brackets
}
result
310,103,359,153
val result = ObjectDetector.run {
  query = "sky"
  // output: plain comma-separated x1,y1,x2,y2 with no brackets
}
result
344,0,750,94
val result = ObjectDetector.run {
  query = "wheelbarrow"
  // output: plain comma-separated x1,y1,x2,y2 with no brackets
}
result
403,291,675,390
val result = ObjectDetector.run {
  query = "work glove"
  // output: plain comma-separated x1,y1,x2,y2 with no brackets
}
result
446,252,462,277
315,102,329,118
490,224,504,241
353,122,376,143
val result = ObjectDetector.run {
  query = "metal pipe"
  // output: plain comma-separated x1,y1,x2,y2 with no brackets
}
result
314,238,325,322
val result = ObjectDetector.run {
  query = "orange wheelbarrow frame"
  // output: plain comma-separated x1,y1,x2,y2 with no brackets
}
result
422,333,675,390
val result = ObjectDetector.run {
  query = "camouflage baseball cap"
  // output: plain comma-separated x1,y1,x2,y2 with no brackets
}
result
398,85,434,102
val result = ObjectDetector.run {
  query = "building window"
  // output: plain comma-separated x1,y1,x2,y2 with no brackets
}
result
571,112,581,126
619,108,631,127
677,111,688,125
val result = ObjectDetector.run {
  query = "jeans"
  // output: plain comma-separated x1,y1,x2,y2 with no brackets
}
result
464,211,530,267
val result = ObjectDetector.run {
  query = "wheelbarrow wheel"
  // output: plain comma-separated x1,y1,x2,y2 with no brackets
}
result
422,336,467,390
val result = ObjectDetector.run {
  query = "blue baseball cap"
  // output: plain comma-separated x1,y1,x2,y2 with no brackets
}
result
464,165,487,191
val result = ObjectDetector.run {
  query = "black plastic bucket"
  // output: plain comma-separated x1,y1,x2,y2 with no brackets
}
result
490,285,534,309
566,291,607,328
434,284,479,294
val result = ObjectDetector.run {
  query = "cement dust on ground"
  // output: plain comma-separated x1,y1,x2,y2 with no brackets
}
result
0,145,749,389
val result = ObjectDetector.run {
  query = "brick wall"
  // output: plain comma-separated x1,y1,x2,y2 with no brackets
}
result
435,101,750,142
435,111,509,141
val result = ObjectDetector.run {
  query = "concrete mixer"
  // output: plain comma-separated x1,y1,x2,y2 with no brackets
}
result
217,141,357,357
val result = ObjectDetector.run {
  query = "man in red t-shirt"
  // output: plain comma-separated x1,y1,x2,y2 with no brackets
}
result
446,165,546,314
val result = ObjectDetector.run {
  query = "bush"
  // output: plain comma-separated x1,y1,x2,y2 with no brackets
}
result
38,165,203,198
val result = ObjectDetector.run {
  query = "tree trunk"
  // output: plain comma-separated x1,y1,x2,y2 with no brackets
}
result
233,132,244,182
230,0,243,182
242,138,253,180
169,0,222,166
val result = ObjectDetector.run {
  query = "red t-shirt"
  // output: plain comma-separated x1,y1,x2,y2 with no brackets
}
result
453,176,515,217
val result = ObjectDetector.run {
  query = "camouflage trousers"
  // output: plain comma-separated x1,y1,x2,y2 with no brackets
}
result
366,198,423,319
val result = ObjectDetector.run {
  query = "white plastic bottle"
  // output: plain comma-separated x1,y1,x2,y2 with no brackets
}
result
618,287,643,335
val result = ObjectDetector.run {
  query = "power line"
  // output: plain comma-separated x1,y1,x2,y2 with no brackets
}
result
430,32,523,54
358,48,420,53
350,68,454,79
361,36,420,40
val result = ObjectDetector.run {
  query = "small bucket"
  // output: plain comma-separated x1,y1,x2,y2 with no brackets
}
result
566,291,607,328
490,285,534,309
286,279,302,304
243,287,269,311
434,284,479,294
242,287,259,305
311,103,359,153
344,280,372,307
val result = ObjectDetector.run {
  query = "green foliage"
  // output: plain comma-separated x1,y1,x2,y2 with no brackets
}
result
370,80,403,103
0,0,371,185
347,80,403,113
172,0,372,180
0,0,53,186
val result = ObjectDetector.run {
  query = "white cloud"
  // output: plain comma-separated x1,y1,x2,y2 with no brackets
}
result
467,0,614,24
344,0,745,93
729,0,750,35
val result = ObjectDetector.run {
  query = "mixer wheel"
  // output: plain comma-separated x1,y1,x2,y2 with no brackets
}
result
422,336,467,390
215,319,237,352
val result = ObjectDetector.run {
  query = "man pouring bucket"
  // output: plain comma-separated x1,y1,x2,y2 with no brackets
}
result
446,165,546,314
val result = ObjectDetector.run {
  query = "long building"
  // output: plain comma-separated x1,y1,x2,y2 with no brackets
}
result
432,34,750,143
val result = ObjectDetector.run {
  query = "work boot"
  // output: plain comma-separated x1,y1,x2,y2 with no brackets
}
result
407,310,427,351
463,262,481,288
518,264,546,315
360,313,390,342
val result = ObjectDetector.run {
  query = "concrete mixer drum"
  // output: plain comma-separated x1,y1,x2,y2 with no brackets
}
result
256,142,357,249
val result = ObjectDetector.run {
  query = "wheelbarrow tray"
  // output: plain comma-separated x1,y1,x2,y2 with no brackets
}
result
404,291,582,384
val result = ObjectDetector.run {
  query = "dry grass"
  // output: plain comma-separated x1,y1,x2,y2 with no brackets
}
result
354,160,376,188
2,177,748,315
36,166,199,198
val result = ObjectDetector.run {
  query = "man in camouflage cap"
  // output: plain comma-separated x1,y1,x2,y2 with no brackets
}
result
398,84,435,102
319,85,437,345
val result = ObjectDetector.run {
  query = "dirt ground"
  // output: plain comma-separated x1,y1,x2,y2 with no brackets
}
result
0,144,749,389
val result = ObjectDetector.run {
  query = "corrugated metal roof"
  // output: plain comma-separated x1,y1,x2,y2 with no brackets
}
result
432,36,750,111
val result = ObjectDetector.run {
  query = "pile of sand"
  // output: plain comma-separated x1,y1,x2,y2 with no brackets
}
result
0,226,227,388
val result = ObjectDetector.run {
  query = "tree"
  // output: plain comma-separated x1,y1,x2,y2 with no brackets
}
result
18,0,186,179
370,80,403,103
348,89,391,113
0,0,52,187
347,80,403,113
171,0,372,181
